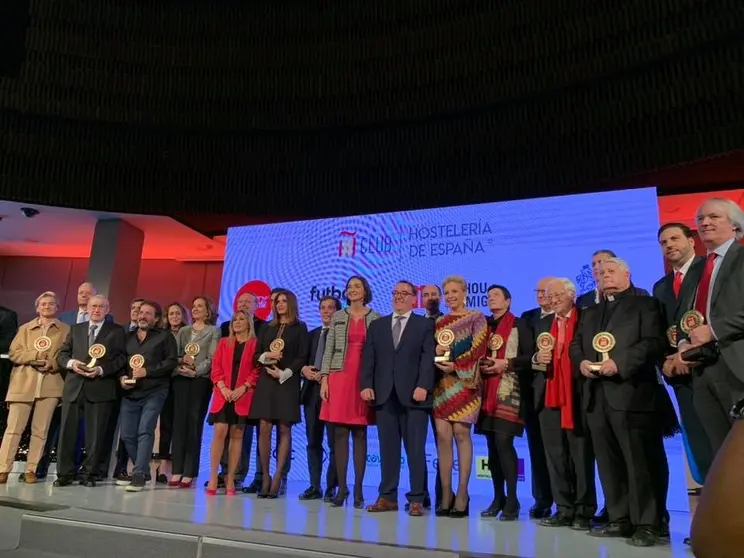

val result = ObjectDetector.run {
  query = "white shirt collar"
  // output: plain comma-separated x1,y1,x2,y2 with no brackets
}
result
673,255,695,276
711,237,736,259
394,311,412,320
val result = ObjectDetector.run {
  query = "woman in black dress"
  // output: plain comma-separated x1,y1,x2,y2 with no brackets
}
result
206,311,259,495
249,289,309,498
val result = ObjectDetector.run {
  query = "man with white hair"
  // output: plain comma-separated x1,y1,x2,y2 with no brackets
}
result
676,198,744,467
570,258,665,547
531,278,596,530
55,295,126,488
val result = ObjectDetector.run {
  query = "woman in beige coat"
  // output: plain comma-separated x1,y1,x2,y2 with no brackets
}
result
0,291,69,484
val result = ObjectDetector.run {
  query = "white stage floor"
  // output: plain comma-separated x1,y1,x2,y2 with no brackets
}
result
0,478,692,558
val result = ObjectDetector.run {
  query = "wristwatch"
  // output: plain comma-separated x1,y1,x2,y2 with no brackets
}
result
731,398,744,420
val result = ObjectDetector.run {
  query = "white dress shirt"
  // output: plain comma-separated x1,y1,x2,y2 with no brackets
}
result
673,254,696,279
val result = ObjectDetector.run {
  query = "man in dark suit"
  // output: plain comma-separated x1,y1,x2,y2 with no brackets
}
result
570,258,665,547
516,277,555,519
418,284,442,509
576,250,617,309
0,305,18,438
653,223,712,483
54,295,126,487
361,280,435,516
518,279,596,530
298,295,340,501
676,198,744,463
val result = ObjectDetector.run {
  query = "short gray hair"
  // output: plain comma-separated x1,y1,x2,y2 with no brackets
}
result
34,291,58,308
549,278,577,298
600,257,631,273
442,275,467,292
88,294,110,307
697,198,744,240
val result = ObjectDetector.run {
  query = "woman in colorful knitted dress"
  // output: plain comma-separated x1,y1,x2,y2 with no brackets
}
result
433,275,488,517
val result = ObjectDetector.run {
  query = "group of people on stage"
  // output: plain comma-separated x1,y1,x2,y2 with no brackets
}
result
0,196,742,550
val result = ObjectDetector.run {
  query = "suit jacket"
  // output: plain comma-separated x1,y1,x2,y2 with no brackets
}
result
321,309,381,374
209,337,259,416
0,306,18,355
679,243,744,381
220,316,266,339
58,309,114,327
576,285,649,310
7,318,69,402
569,293,664,412
301,325,325,404
57,321,127,403
360,313,435,408
176,324,220,378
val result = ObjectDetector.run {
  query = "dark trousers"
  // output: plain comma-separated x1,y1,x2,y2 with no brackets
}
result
170,377,212,478
158,385,175,457
693,361,744,460
303,393,337,491
0,360,11,436
120,390,168,476
423,413,441,505
587,388,659,528
539,407,596,518
375,391,429,503
673,380,713,482
524,400,554,508
57,397,111,479
96,396,124,477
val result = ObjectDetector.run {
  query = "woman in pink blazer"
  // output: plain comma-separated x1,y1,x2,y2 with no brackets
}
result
206,310,259,495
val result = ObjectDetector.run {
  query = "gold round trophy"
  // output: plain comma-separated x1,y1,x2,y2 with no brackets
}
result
31,336,52,367
667,325,678,348
488,334,504,357
265,338,285,365
126,354,145,384
86,343,106,368
534,332,556,371
588,332,616,373
434,328,455,363
183,342,200,368
680,310,705,334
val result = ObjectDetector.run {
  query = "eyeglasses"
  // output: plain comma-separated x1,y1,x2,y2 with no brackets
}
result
392,291,414,298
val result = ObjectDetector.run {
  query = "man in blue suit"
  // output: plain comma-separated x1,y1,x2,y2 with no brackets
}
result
361,280,435,516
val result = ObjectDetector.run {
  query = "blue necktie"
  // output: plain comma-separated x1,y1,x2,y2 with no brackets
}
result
313,329,327,370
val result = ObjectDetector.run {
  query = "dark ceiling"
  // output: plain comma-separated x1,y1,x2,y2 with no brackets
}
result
0,0,743,229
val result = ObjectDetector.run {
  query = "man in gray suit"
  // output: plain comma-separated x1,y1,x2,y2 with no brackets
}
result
676,197,744,458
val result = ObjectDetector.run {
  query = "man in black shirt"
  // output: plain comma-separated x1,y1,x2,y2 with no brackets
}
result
117,301,177,492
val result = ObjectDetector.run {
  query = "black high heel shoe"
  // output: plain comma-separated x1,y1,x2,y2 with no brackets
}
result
480,496,506,517
267,476,282,499
499,501,521,521
435,492,455,517
353,486,364,509
449,496,470,518
256,482,271,499
331,488,349,507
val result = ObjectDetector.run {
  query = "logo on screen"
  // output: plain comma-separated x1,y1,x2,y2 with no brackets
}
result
233,280,272,321
576,264,596,295
475,456,491,479
338,231,357,257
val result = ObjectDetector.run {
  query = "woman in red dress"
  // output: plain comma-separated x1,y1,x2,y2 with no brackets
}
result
205,311,259,495
319,276,380,508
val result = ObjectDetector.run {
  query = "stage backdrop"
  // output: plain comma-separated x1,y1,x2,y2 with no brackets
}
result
209,187,688,511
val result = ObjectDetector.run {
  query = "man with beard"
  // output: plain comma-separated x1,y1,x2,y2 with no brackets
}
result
118,301,178,492
570,258,665,547
653,224,712,491
515,277,555,519
416,284,442,509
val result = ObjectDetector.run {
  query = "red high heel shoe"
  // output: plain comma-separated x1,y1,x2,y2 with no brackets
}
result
168,478,181,487
180,479,194,489
205,487,217,495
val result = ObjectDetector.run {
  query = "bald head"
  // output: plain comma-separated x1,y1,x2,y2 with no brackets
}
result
535,277,554,311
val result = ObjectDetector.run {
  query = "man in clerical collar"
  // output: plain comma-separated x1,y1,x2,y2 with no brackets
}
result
570,257,665,547
576,250,617,309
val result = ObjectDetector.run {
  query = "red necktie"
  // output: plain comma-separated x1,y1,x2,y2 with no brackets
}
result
672,271,683,299
694,253,718,316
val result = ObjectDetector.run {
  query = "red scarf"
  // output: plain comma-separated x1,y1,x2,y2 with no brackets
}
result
544,310,577,430
481,311,516,417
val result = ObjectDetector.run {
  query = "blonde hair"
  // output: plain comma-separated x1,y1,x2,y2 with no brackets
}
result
229,310,255,341
442,274,467,292
34,291,58,309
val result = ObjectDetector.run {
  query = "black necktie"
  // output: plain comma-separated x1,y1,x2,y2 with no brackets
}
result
313,328,327,370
